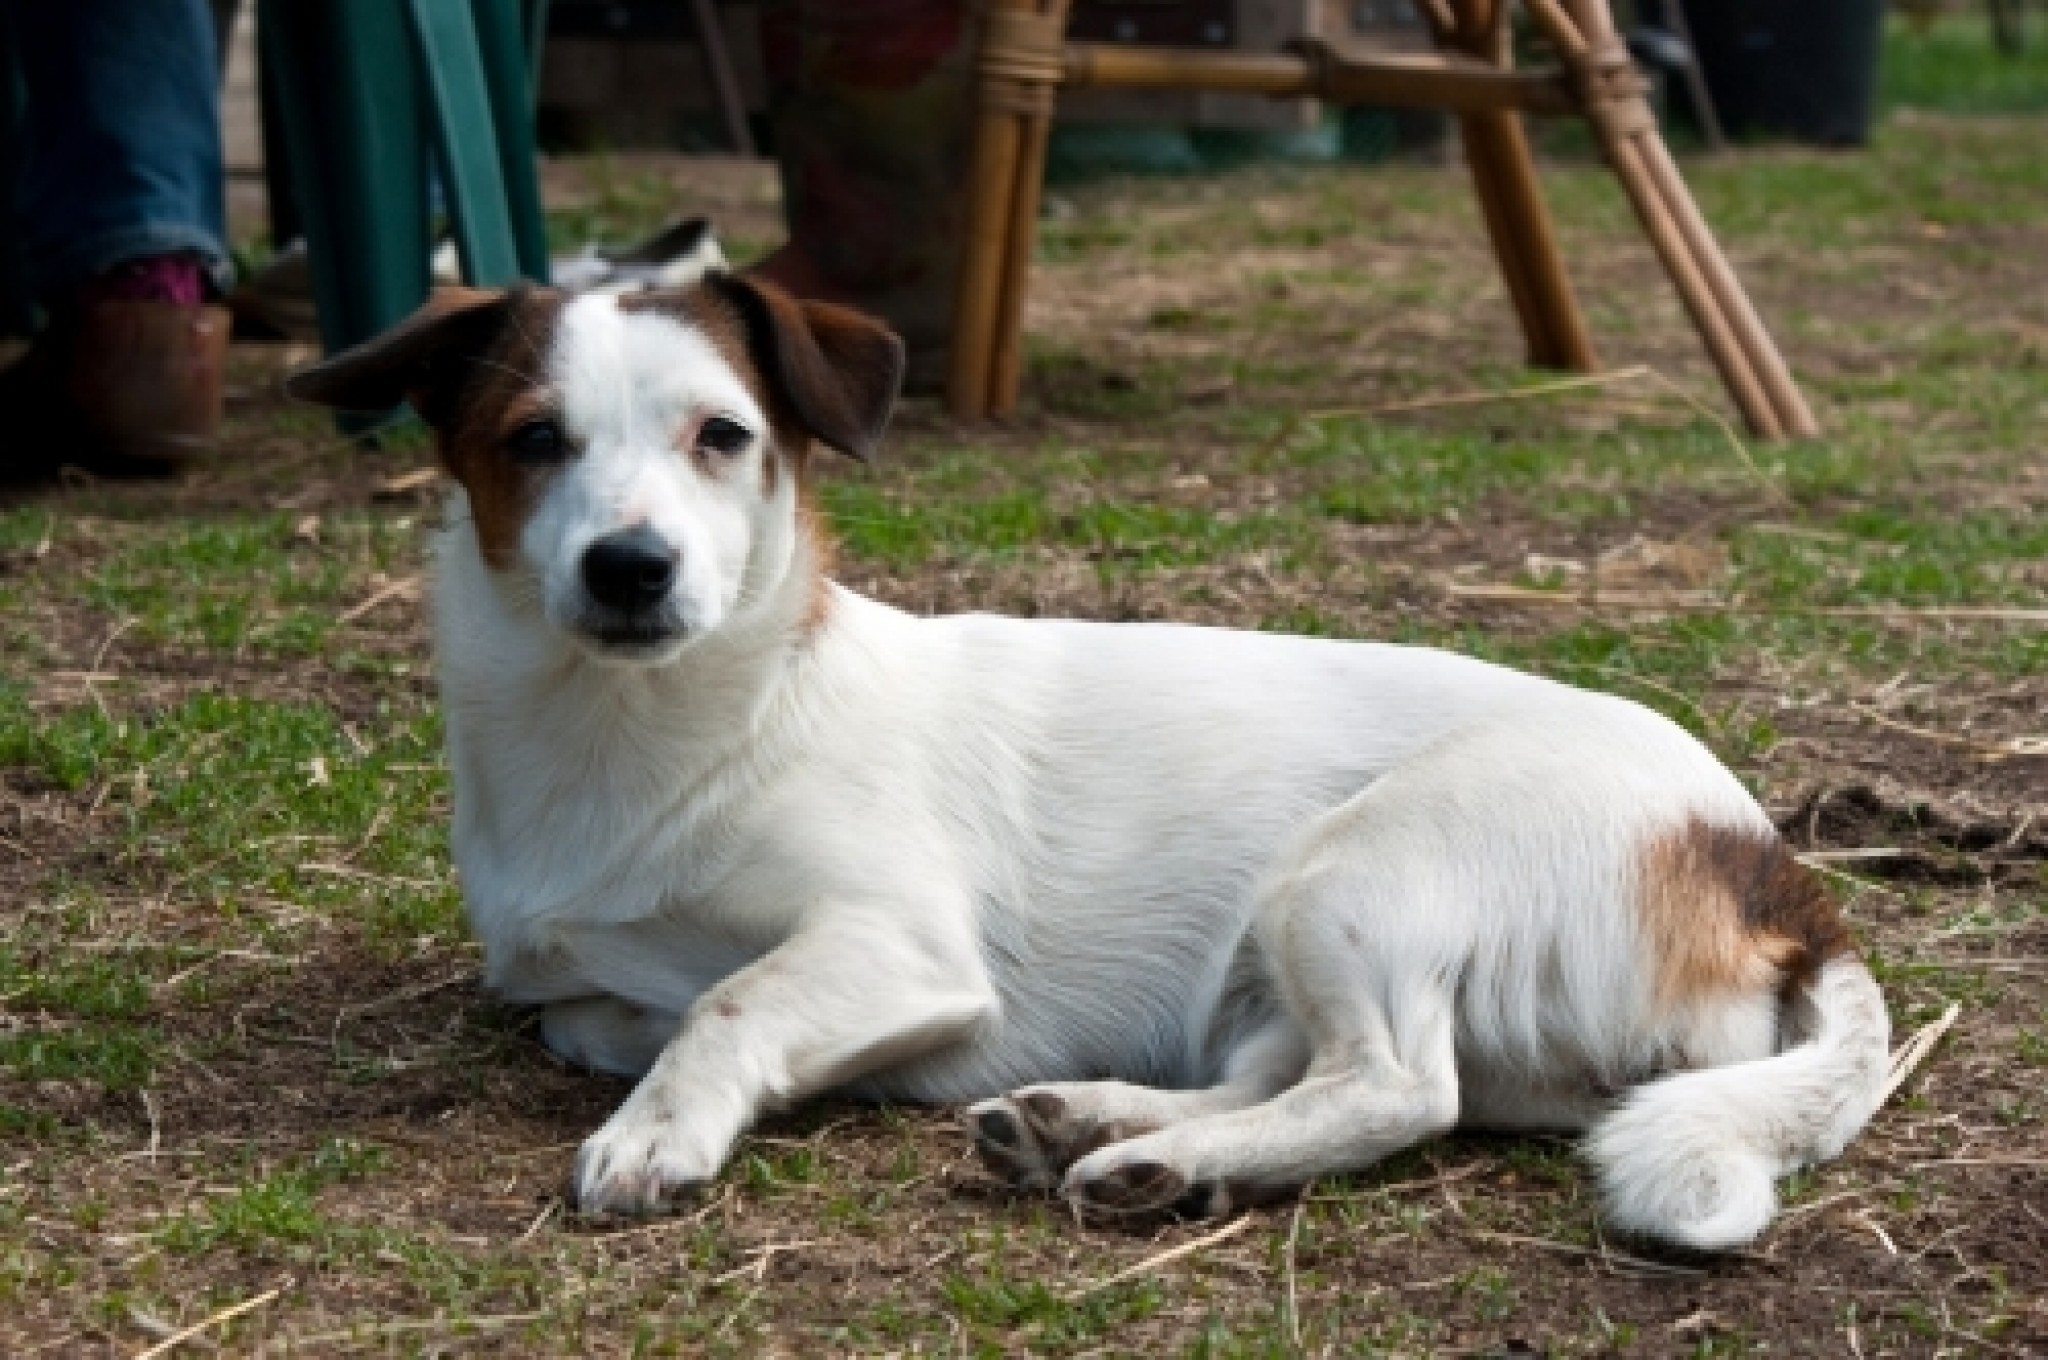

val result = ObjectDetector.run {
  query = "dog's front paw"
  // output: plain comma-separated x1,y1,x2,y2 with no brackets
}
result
571,1104,719,1217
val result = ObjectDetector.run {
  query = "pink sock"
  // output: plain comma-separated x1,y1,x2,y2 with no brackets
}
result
76,254,209,307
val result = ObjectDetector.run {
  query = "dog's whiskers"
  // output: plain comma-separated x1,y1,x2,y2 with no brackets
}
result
500,299,548,374
462,353,544,388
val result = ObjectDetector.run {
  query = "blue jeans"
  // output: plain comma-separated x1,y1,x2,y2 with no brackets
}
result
5,0,228,300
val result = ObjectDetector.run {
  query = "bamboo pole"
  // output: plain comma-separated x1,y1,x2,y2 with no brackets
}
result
1063,45,1575,115
1561,0,1619,50
989,2,1068,414
987,106,1053,413
1542,0,1808,438
1524,0,1587,59
1468,113,1597,370
1463,121,1552,363
1639,135,1818,435
947,0,1041,418
1436,0,1597,371
1606,131,1782,438
946,113,1023,418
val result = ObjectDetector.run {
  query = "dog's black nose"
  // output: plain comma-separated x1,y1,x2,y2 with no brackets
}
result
581,528,679,611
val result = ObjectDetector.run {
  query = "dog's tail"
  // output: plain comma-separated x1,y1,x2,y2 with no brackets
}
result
1585,953,1891,1250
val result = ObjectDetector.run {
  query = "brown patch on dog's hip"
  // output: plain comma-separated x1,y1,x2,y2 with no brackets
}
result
1637,816,1853,1009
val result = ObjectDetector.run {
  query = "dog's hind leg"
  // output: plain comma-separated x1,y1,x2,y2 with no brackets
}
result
1061,994,1460,1216
1060,793,1468,1217
968,1019,1307,1190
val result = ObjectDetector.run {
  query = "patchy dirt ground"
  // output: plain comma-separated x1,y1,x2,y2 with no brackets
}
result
3,113,2044,1355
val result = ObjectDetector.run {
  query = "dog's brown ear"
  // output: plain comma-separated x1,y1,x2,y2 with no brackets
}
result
709,272,905,462
284,286,512,427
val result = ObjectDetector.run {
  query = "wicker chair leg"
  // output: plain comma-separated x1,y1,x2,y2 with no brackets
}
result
1548,0,1817,438
990,96,1056,414
946,0,1817,438
1460,112,1599,371
1437,0,1597,372
948,0,1069,419
947,110,1025,419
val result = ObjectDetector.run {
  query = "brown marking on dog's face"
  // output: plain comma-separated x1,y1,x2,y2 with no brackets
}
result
620,275,899,633
441,322,570,566
697,272,905,467
619,285,778,492
1637,816,1853,1010
284,285,568,567
289,275,896,641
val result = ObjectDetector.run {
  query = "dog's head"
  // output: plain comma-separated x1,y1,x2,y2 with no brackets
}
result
287,275,903,663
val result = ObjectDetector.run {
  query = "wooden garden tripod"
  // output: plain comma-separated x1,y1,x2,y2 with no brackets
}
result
947,0,1820,441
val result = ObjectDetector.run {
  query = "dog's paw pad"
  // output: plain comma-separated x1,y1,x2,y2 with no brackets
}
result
1068,1157,1188,1215
1172,1178,1244,1219
968,1097,1057,1189
568,1183,701,1223
975,1106,1023,1149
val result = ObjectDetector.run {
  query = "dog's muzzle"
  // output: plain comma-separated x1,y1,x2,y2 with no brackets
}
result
575,527,687,653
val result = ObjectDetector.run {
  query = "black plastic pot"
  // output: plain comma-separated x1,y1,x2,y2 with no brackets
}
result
1676,0,1886,146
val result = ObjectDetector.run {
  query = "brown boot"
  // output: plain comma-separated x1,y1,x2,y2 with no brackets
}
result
0,298,230,481
67,299,232,466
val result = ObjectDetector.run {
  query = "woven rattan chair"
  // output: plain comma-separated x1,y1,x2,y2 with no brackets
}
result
947,0,1817,441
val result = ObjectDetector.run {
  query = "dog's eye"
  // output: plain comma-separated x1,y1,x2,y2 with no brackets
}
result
698,416,752,456
507,418,566,464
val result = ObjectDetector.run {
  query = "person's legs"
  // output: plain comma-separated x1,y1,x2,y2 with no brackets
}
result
0,0,231,477
8,0,228,299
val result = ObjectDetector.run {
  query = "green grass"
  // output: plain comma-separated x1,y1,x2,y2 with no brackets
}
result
0,689,460,948
0,948,152,1020
823,479,1311,573
4,79,2046,1358
940,1237,1164,1352
542,159,681,257
0,1026,161,1091
1883,15,2048,115
157,1139,388,1255
79,512,414,658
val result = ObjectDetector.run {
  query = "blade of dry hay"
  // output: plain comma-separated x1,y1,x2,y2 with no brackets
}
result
1882,1001,1961,1105
131,1282,286,1360
1068,1214,1257,1297
1310,365,1652,418
337,574,422,624
1283,1196,1307,1348
1468,1228,1704,1278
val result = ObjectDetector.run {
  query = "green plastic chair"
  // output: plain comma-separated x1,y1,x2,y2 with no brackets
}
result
258,0,551,379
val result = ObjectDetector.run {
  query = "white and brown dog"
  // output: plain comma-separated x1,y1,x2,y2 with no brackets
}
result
289,276,1890,1249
